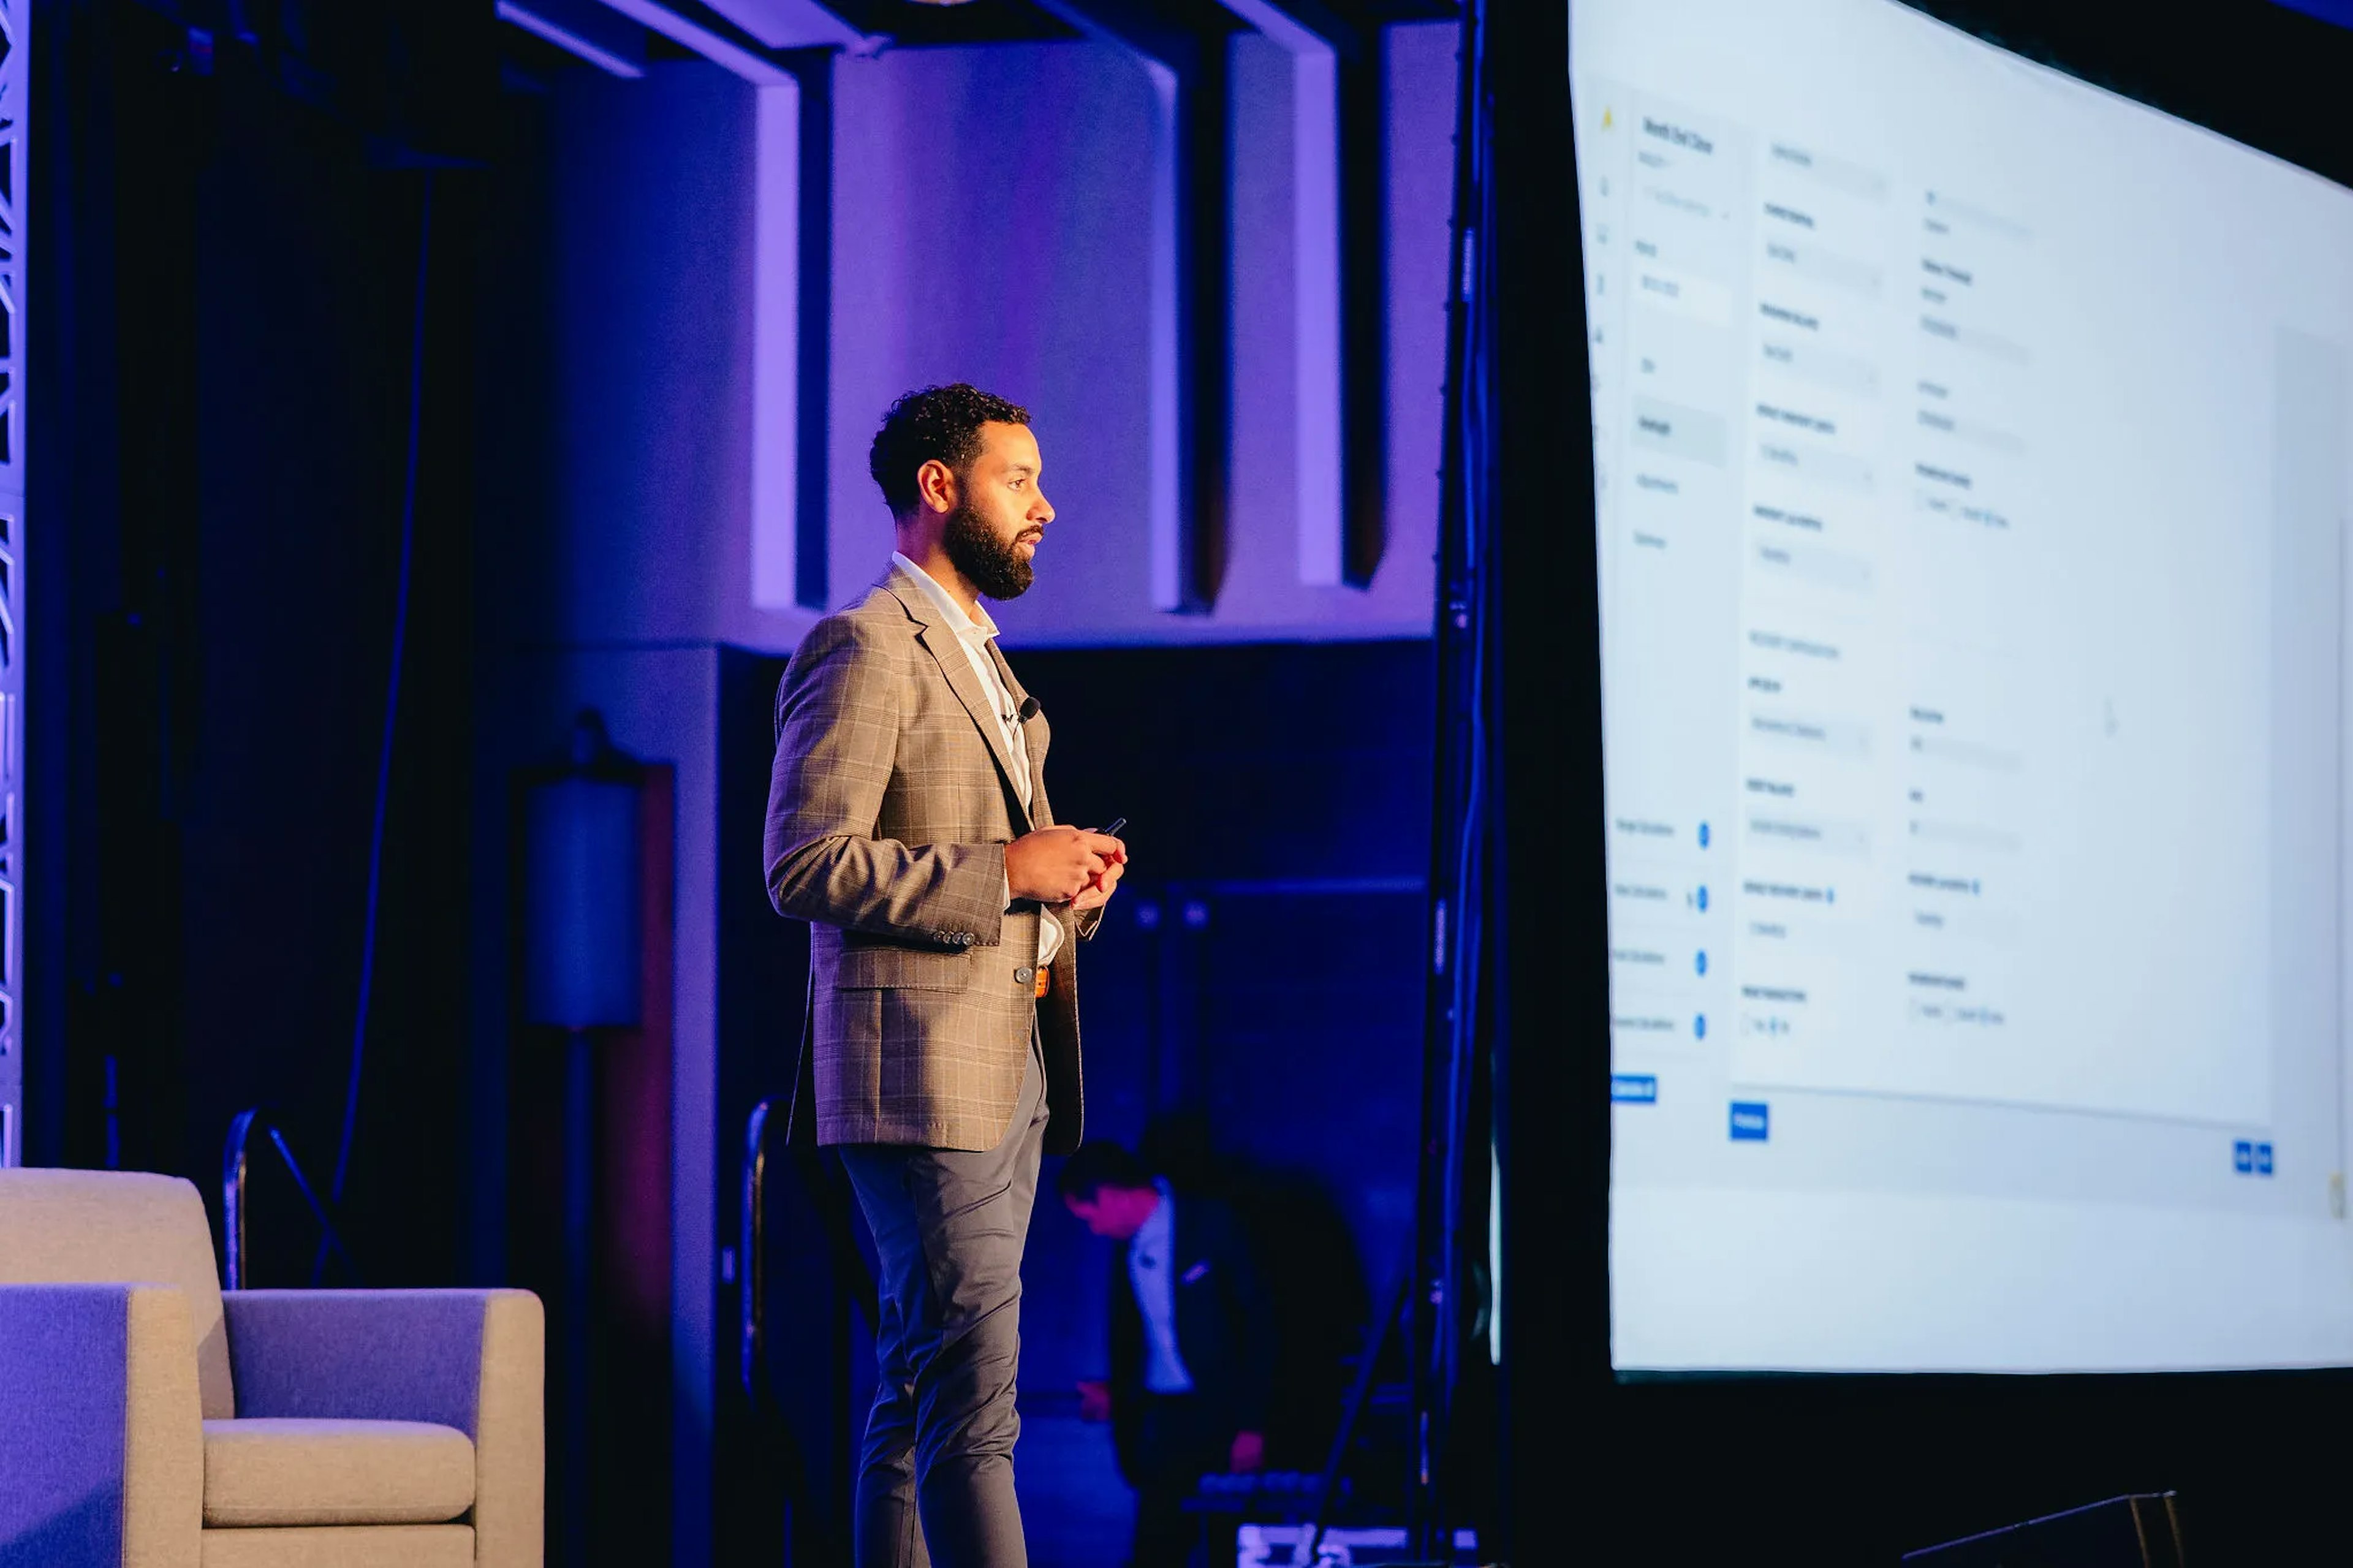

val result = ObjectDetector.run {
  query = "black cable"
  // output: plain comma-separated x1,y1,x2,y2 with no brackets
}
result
1408,0,1496,1550
313,172,434,1284
1432,12,1498,1539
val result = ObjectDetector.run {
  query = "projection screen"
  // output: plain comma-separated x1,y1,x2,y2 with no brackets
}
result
1580,0,2353,1373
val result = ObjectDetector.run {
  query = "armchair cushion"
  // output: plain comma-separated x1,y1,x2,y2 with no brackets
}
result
202,1419,474,1528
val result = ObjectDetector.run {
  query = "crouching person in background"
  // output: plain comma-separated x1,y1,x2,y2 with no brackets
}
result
1061,1142,1276,1568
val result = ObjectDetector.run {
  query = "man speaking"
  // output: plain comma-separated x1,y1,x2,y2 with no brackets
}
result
765,384,1128,1566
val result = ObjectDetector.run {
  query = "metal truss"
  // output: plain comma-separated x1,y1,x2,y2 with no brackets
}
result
0,0,23,1168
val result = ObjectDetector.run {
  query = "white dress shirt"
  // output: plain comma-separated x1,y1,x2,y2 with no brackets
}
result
892,553,1063,968
1127,1180,1194,1394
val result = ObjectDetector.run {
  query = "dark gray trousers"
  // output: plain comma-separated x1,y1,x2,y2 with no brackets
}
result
839,1029,1048,1568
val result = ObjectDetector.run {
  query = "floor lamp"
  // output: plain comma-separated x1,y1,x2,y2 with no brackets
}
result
521,711,643,1568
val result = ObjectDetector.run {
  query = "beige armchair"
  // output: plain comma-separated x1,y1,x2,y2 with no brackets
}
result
0,1168,542,1568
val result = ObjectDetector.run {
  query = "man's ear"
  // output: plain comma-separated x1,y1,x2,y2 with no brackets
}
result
915,457,959,514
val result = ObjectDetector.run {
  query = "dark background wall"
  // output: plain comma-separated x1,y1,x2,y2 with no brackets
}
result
28,0,493,1291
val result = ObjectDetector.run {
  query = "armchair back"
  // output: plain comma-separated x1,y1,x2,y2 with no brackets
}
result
0,1169,234,1419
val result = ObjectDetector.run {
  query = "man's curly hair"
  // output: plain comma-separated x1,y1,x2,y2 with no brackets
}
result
868,384,1033,518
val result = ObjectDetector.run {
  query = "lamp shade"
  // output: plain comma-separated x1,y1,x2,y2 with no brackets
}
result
522,716,644,1030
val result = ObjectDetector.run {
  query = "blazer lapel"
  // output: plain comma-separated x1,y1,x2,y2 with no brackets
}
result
886,569,1036,831
987,639,1053,826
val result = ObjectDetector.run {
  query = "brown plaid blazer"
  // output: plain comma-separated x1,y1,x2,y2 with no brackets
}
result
764,563,1099,1154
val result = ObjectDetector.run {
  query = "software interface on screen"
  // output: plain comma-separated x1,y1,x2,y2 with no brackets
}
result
1578,0,2353,1373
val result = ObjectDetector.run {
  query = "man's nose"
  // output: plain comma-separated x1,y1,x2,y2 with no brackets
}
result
1034,492,1055,524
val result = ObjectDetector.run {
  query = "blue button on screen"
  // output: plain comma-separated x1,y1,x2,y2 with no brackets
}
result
1611,1074,1659,1104
2233,1139,2254,1173
2256,1142,2275,1176
1729,1101,1770,1142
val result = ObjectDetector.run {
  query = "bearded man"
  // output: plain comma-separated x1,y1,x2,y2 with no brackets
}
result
764,383,1129,1567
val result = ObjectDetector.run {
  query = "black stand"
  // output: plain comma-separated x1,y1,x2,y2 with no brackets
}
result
1292,1250,1420,1566
1905,1494,2189,1567
559,1028,595,1568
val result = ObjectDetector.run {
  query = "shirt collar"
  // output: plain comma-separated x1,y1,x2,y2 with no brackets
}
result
892,551,1002,644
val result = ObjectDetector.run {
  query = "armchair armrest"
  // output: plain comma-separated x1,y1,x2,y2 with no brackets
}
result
224,1289,542,1568
0,1283,202,1568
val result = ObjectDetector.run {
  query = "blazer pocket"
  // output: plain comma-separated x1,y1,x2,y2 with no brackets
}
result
833,945,974,991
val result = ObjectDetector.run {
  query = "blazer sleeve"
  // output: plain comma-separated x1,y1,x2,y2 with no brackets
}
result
764,615,1010,945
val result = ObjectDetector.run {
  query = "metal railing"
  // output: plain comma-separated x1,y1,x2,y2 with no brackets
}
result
222,1107,360,1290
738,1097,877,1400
740,1100,771,1396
